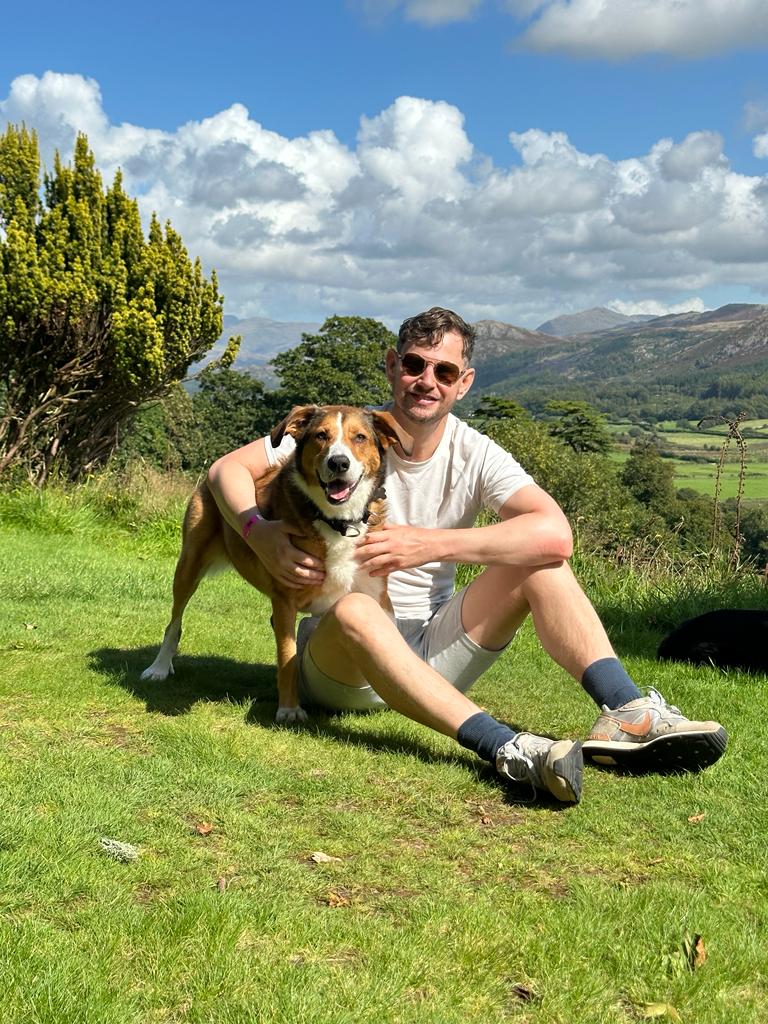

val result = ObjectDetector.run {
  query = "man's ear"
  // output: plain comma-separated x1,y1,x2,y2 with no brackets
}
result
369,410,413,457
456,367,475,402
385,348,398,386
270,405,321,447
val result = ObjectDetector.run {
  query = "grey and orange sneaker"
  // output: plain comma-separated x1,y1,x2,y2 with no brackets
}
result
496,733,583,803
583,688,727,772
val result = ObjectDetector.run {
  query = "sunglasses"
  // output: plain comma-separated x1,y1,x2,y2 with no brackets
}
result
394,351,468,387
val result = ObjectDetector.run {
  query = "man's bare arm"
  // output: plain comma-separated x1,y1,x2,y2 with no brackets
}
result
355,484,572,577
207,439,325,588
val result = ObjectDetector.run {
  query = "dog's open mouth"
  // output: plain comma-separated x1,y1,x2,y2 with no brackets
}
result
322,475,360,505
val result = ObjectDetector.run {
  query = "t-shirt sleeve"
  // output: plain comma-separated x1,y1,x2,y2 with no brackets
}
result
477,435,536,513
264,432,296,468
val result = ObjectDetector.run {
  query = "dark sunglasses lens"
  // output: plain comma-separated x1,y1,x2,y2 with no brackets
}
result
435,362,461,385
400,353,460,385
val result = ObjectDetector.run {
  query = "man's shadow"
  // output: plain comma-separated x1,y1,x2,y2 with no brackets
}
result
88,646,555,808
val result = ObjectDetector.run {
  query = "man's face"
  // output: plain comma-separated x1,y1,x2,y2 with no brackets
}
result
386,330,475,426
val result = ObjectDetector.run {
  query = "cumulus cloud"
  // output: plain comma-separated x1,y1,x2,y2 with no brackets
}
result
2,71,768,325
515,0,768,59
357,0,768,59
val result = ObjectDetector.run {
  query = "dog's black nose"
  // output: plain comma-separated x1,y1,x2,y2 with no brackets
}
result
327,454,350,474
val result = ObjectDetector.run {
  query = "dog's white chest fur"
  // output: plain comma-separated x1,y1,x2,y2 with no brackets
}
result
309,522,385,614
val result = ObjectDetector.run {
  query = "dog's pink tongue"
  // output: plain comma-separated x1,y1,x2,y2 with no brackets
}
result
328,480,351,501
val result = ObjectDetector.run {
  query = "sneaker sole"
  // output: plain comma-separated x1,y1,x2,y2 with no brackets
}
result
583,727,727,773
544,740,584,803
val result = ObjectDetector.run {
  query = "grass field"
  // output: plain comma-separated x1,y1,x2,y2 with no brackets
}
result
1,502,767,1023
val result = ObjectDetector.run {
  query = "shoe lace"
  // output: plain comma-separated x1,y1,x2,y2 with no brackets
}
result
497,734,550,798
648,688,682,717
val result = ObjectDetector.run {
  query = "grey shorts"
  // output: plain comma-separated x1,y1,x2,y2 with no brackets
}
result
297,586,511,712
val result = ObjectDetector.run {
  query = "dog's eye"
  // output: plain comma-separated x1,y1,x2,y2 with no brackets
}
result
354,433,368,443
315,430,328,441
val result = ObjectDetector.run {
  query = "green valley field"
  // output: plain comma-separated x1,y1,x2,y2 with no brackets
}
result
610,420,768,503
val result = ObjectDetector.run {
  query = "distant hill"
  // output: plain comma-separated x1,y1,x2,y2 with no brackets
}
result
473,319,561,358
536,306,656,337
204,315,322,375
471,303,768,393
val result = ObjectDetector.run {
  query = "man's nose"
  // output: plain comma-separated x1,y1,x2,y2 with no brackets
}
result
416,362,437,385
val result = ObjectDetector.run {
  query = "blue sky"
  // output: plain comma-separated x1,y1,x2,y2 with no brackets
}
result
2,0,768,327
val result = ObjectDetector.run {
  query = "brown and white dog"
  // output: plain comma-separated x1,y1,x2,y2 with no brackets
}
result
141,405,411,722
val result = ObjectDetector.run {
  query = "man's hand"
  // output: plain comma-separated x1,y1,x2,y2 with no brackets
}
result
247,519,325,589
355,523,440,577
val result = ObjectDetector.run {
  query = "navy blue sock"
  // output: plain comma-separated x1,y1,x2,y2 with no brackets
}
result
457,712,517,764
581,658,642,710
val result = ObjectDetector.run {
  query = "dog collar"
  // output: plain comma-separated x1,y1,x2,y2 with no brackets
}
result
315,485,386,538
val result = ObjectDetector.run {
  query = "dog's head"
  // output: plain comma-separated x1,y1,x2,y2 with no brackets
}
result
271,405,412,515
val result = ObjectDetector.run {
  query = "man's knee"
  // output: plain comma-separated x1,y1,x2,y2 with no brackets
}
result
331,592,390,645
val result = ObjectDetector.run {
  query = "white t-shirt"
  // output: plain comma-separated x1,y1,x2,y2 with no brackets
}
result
265,412,534,620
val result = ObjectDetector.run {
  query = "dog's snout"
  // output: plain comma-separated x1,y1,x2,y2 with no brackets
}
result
327,454,350,475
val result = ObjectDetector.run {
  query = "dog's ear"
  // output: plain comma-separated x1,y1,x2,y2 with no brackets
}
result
270,405,321,448
369,410,413,458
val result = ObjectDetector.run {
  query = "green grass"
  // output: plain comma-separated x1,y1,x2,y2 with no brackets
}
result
1,515,767,1022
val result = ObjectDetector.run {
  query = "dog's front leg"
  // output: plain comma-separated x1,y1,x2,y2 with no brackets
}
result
271,598,308,724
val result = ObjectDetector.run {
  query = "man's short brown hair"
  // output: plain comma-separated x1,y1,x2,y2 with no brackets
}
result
397,307,476,364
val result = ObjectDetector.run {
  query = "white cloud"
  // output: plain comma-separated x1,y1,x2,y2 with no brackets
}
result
755,133,768,159
351,0,482,26
610,297,706,317
2,71,768,326
516,0,768,60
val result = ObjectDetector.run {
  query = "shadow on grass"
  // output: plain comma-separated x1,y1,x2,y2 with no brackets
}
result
89,645,561,809
88,645,276,716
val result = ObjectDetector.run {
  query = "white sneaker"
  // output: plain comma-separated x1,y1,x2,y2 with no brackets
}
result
496,733,583,803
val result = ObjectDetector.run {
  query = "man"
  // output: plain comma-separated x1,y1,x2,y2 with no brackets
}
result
207,307,727,804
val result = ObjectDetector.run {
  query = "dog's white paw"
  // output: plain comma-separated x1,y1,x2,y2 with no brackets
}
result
275,705,308,725
141,663,174,682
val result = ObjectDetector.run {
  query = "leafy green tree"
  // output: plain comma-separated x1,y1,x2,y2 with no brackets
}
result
113,385,202,472
545,400,612,455
473,395,530,426
620,439,677,511
270,315,393,416
0,124,225,482
192,365,276,466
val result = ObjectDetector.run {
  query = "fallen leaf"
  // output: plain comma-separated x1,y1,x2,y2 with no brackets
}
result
648,857,664,866
24,622,37,630
322,889,350,907
309,850,342,864
687,812,706,824
510,983,539,1002
684,933,707,971
195,822,214,836
638,1002,682,1020
481,815,494,826
217,877,228,892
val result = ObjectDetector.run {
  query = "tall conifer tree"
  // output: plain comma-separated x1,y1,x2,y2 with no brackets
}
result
0,125,225,480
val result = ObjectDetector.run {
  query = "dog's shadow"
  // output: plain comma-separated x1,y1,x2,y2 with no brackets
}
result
88,646,277,717
88,647,554,808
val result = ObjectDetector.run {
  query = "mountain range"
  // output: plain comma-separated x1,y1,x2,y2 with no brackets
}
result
469,302,768,392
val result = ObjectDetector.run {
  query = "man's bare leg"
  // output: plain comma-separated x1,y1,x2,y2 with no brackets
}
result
307,593,484,738
305,592,584,803
460,559,617,677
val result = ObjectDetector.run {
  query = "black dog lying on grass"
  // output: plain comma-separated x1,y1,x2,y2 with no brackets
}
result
657,609,768,673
